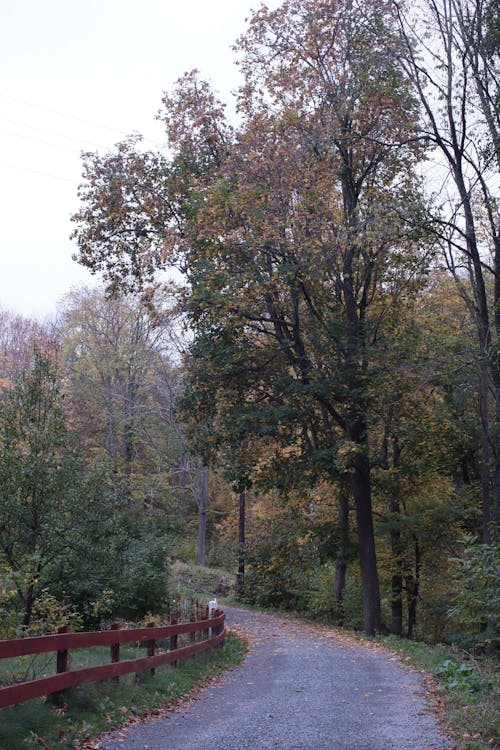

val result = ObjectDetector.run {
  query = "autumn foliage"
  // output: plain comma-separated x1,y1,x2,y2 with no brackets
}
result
1,0,498,648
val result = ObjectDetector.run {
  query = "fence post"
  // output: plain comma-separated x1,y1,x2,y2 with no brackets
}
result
189,613,196,644
47,625,68,707
170,618,178,667
208,599,217,639
147,621,156,676
56,626,69,673
110,623,120,683
216,609,223,647
204,606,209,640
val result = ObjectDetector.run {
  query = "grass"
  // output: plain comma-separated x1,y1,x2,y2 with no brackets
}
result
0,561,241,749
169,560,235,603
0,643,151,686
375,634,499,750
0,632,247,750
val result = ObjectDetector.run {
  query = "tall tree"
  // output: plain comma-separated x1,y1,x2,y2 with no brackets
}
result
0,308,44,387
72,1,430,633
392,0,500,542
175,1,427,632
58,287,180,509
0,346,108,627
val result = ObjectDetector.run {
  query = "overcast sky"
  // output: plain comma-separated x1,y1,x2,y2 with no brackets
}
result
0,0,279,320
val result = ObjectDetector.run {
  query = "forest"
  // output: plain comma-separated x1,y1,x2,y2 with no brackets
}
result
0,0,499,654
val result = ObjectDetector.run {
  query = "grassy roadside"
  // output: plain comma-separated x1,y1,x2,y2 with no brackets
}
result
373,635,499,750
0,632,247,750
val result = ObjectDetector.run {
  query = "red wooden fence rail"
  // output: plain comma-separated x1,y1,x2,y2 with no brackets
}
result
0,609,225,709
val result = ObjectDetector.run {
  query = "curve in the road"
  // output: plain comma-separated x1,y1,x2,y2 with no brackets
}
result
99,606,455,750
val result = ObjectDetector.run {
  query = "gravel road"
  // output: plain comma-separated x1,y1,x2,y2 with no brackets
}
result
99,607,455,750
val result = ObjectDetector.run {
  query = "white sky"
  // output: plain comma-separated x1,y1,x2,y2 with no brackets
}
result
0,0,278,320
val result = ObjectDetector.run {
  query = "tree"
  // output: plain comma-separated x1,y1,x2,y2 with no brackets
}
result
0,308,44,387
392,0,500,542
0,343,172,631
368,271,481,637
72,1,430,634
58,287,220,567
182,0,432,633
0,346,104,627
236,491,246,597
58,287,180,510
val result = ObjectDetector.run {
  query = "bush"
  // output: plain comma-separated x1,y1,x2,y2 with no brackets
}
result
299,563,336,621
340,569,364,631
435,658,482,694
242,524,317,611
50,514,171,626
448,536,500,652
0,567,23,639
112,526,171,620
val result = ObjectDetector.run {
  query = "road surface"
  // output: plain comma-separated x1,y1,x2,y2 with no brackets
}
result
99,606,454,750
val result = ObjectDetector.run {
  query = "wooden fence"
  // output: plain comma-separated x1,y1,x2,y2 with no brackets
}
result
0,609,225,708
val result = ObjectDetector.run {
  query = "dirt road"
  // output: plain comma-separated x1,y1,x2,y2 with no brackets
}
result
99,607,454,750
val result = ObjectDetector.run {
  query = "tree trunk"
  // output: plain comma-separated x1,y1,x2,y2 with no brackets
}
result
178,453,188,527
236,492,245,598
454,177,493,542
123,422,134,504
406,537,421,638
343,322,381,632
197,466,209,567
333,489,349,625
493,235,500,535
391,570,404,637
23,583,35,629
479,359,492,543
22,558,43,629
351,448,381,635
390,438,403,637
494,384,500,532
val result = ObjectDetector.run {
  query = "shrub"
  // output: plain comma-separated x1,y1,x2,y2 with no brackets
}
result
435,658,482,694
448,536,500,652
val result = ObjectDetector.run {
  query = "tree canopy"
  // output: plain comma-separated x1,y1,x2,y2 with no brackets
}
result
66,0,500,640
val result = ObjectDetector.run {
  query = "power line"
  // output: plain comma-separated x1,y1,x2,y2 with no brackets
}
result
0,117,106,150
0,92,132,136
0,127,83,154
0,162,80,184
0,92,164,147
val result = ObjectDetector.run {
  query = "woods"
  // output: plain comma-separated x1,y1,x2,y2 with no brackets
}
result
1,0,498,653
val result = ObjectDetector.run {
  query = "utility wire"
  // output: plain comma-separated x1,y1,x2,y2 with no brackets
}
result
0,92,164,147
0,127,83,154
0,162,80,184
0,117,106,150
0,92,133,135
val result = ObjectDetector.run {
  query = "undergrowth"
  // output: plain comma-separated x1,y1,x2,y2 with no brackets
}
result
378,634,499,750
169,560,234,602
